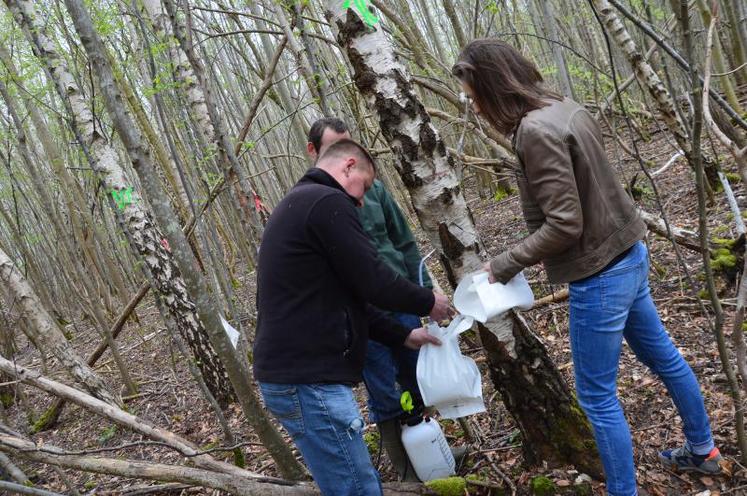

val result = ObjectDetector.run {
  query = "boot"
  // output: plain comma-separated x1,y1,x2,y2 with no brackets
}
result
451,445,468,470
378,418,420,482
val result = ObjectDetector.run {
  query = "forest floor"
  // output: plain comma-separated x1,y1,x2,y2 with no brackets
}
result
5,107,747,496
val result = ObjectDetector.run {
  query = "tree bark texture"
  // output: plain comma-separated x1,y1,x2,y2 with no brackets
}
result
3,0,234,406
60,0,304,479
327,4,603,479
594,0,720,188
0,247,121,407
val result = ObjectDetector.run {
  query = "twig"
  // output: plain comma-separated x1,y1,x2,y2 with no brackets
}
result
489,462,517,496
0,481,64,496
712,62,747,77
12,439,263,458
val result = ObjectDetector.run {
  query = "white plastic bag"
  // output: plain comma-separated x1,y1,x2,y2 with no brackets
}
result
454,271,534,323
220,315,240,349
416,315,486,419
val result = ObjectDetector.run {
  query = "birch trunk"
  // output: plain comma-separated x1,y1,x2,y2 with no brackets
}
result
327,4,603,478
593,0,720,190
142,0,262,259
3,0,234,405
60,0,304,479
0,247,121,407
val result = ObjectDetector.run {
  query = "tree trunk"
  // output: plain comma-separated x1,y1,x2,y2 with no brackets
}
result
60,0,305,480
0,247,121,407
537,0,577,99
3,0,234,406
594,0,720,192
326,5,603,479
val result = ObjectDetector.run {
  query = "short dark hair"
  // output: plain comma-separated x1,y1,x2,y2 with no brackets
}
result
452,39,561,135
308,118,349,153
317,138,376,172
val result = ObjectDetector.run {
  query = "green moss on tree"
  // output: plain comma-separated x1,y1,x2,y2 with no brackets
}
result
30,406,59,433
425,476,467,496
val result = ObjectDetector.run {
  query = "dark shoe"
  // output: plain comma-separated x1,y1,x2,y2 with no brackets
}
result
658,445,723,474
451,445,468,470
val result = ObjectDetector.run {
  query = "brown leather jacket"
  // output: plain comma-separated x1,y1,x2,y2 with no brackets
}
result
490,98,646,284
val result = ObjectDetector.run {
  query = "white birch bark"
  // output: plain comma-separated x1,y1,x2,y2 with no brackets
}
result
593,0,719,186
0,247,121,407
59,0,304,479
3,0,233,404
325,3,602,477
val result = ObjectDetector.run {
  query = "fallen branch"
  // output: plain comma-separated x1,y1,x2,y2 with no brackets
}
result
1,433,434,495
0,355,273,483
638,209,709,255
0,434,315,496
0,480,63,496
534,288,570,307
0,450,30,484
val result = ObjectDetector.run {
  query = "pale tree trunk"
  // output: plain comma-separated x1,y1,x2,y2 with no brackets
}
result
0,247,121,407
60,0,305,480
593,0,720,190
537,0,576,100
3,0,234,406
326,4,603,478
0,78,137,396
142,0,262,258
444,0,467,50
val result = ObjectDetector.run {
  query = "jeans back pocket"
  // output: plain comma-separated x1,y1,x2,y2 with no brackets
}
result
259,383,305,439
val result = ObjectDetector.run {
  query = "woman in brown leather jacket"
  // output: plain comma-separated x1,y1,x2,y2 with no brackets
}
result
452,39,721,496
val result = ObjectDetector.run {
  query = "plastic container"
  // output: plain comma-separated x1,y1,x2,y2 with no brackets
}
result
400,416,455,481
453,270,534,323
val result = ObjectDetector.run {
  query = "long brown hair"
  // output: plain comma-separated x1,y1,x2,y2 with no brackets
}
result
452,39,561,135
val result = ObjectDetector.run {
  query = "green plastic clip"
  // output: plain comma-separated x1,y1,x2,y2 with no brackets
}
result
400,390,413,413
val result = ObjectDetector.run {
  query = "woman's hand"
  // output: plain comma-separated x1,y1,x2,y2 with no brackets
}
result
485,252,523,284
482,262,497,284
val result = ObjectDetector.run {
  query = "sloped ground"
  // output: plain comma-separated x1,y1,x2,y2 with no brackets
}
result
4,111,747,495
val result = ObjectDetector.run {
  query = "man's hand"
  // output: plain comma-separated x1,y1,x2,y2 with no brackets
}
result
404,327,442,350
429,291,454,322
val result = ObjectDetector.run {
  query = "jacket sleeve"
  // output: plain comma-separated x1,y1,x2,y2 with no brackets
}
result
378,186,433,288
492,124,583,279
307,193,435,316
366,304,412,348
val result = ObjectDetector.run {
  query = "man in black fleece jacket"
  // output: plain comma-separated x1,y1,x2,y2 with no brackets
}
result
254,139,451,495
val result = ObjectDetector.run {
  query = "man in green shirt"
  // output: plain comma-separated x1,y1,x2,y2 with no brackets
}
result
307,118,434,481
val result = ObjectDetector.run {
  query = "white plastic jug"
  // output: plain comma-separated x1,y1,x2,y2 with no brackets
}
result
417,315,486,419
454,271,534,323
401,417,455,481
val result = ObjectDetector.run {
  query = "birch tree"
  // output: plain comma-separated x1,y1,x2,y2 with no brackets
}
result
325,2,603,478
0,246,121,407
2,0,234,406
60,0,304,480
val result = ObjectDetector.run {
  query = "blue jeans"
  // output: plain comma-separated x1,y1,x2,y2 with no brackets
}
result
362,313,422,423
570,241,714,496
259,382,382,496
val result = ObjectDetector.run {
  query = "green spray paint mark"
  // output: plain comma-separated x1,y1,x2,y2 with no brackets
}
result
343,0,380,27
111,187,134,210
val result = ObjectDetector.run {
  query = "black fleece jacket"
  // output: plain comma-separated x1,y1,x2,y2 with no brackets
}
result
253,168,435,384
